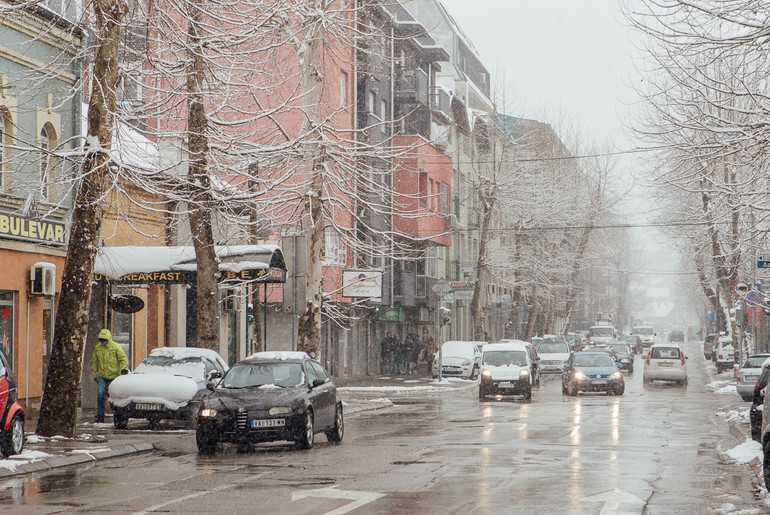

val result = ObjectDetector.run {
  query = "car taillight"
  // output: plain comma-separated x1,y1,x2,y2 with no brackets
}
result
646,352,651,366
680,351,686,366
719,354,723,360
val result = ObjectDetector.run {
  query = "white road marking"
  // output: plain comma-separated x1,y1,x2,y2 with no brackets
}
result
581,488,646,515
292,486,385,515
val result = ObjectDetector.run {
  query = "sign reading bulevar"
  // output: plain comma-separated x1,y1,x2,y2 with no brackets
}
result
0,211,66,245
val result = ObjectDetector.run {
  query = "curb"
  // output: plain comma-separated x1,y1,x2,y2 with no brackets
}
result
0,441,154,478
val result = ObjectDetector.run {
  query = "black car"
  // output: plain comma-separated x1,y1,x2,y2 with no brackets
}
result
608,342,635,372
561,351,625,396
195,352,343,452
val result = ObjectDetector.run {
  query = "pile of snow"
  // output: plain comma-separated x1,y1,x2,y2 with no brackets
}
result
712,503,762,515
720,408,750,424
338,385,452,393
0,450,54,471
723,438,763,464
707,380,737,394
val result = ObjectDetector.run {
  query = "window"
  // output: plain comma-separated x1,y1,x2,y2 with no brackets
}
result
0,291,15,370
419,171,427,206
425,247,437,278
380,99,387,121
368,91,376,116
340,72,347,107
40,123,57,201
322,227,347,266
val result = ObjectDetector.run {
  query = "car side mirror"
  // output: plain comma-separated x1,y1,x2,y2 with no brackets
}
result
312,378,325,388
206,381,217,391
207,370,222,381
562,363,570,370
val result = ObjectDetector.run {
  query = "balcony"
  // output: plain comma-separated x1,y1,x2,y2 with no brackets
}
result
394,67,429,106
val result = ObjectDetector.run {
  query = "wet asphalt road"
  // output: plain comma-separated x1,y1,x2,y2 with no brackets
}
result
1,338,763,514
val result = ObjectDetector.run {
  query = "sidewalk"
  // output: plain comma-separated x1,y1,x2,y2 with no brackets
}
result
0,373,472,478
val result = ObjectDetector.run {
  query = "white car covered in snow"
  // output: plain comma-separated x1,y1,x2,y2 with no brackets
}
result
535,340,571,373
109,347,228,429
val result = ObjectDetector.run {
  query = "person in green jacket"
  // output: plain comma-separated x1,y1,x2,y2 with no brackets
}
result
92,329,129,423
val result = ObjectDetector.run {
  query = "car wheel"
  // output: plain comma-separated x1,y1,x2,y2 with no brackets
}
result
196,427,217,454
295,411,314,450
113,409,128,430
561,383,568,395
741,394,753,402
147,416,162,430
470,366,479,380
325,404,344,443
568,382,578,396
753,424,762,443
523,386,532,403
644,375,651,385
1,414,24,457
615,385,625,396
535,373,541,388
479,388,486,400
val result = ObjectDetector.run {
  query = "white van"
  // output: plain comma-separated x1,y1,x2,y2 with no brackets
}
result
588,325,615,346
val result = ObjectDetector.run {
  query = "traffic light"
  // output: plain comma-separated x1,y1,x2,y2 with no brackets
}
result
247,304,254,323
439,306,451,326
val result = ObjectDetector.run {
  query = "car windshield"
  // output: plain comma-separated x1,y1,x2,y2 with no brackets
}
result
135,355,205,379
609,344,631,354
482,350,527,366
633,327,653,336
589,327,613,337
573,354,614,367
537,342,569,354
222,363,305,388
651,347,681,359
743,356,770,368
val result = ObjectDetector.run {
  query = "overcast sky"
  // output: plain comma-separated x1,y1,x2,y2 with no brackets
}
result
439,0,644,152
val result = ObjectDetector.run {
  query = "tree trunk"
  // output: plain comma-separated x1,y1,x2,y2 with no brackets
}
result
295,29,324,360
36,0,126,437
470,192,495,341
186,0,219,351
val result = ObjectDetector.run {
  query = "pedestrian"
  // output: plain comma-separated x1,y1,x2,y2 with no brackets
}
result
407,333,423,374
381,332,393,374
92,329,129,423
424,333,438,364
393,333,405,374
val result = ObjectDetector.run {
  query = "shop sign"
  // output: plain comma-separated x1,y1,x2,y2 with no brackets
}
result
377,308,404,322
94,267,285,285
0,211,65,246
342,270,383,298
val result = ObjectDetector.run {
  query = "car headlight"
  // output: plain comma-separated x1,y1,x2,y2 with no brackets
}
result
520,369,530,377
482,369,492,377
462,359,471,366
611,371,622,380
200,408,218,418
574,371,587,380
269,406,292,416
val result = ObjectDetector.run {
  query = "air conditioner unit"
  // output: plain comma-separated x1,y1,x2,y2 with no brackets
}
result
30,263,56,296
444,213,464,229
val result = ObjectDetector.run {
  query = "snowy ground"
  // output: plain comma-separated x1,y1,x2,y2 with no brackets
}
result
0,433,109,471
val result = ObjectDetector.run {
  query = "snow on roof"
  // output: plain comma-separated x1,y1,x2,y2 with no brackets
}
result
246,351,310,361
149,346,227,366
94,245,283,279
114,123,160,173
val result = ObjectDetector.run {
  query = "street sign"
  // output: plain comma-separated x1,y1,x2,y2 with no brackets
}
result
746,290,763,307
431,279,451,295
734,281,750,297
759,256,770,268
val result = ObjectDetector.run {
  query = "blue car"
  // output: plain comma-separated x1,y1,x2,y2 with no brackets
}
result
561,351,625,396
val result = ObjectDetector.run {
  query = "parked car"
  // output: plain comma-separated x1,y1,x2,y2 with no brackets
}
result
195,351,343,452
432,341,484,379
703,333,718,360
643,344,687,385
478,343,535,402
737,354,770,401
561,351,625,396
608,342,635,372
109,347,229,429
668,330,685,343
535,340,571,374
750,358,770,442
713,337,735,373
0,348,24,457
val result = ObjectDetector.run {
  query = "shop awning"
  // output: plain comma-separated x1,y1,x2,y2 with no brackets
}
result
94,245,287,284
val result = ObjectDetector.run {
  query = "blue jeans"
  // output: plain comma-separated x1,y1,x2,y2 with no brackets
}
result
96,377,112,422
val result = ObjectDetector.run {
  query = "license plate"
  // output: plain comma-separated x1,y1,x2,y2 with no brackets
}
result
135,403,162,411
591,380,607,385
658,362,673,368
251,418,285,428
498,381,514,388
745,375,759,382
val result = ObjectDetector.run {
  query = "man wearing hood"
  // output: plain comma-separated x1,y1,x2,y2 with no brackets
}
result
92,329,129,423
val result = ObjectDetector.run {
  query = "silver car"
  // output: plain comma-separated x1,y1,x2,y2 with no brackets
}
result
737,354,770,401
432,341,483,379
